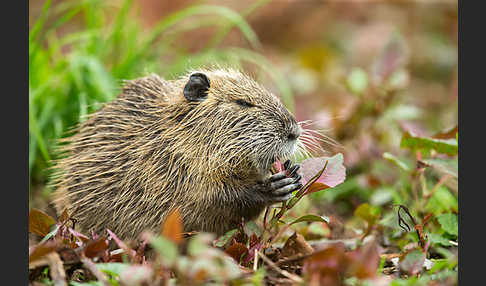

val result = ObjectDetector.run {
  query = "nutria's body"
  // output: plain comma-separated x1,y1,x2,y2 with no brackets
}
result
52,68,303,240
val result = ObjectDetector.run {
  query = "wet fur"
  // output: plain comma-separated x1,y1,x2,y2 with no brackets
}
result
51,68,300,239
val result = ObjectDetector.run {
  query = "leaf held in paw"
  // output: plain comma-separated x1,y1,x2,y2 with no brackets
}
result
299,153,346,189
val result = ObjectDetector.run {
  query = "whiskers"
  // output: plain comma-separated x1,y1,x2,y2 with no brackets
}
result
295,120,342,159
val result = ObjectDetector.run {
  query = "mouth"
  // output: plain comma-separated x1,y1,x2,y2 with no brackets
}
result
270,156,286,174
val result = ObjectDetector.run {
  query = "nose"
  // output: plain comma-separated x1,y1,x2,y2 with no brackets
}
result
287,125,302,141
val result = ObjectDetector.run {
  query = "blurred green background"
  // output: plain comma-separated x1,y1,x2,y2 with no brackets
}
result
29,0,457,226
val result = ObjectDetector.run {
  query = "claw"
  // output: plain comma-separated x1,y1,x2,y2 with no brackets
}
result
284,159,291,170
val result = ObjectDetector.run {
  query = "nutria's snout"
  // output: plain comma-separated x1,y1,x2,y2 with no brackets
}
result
287,124,303,141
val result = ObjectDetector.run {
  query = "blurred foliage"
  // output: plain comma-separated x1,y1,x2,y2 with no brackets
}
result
29,0,458,285
29,0,289,191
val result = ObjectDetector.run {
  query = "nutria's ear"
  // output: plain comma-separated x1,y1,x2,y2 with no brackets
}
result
183,73,210,102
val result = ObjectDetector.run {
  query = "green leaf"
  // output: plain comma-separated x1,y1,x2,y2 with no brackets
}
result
251,267,266,285
427,233,452,247
39,224,60,243
425,186,457,215
399,249,426,275
383,152,411,172
346,67,368,95
95,262,130,277
188,233,213,256
244,221,262,237
421,158,458,178
437,213,458,236
214,229,238,248
149,235,178,266
70,282,104,286
354,203,380,225
400,131,458,156
289,214,329,225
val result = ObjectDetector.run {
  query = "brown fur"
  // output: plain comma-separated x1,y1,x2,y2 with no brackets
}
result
51,68,302,239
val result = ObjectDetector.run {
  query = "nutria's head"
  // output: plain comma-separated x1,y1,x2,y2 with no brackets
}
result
169,68,303,178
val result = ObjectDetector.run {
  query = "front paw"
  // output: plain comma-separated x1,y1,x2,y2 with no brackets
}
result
264,160,303,202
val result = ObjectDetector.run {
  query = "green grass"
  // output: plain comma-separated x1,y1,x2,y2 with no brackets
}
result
29,0,292,189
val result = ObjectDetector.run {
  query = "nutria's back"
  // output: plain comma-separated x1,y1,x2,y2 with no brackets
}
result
52,68,304,239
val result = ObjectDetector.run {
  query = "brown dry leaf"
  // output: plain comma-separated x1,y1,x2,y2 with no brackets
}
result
161,208,183,244
29,241,58,263
280,232,314,259
225,241,248,263
83,236,109,258
58,208,70,224
432,125,458,140
306,182,329,195
303,242,348,286
29,208,57,237
346,240,381,279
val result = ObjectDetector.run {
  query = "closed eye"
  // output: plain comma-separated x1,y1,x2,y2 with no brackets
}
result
235,99,256,108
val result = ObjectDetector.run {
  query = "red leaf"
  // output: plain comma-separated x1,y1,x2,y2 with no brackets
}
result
29,208,56,237
299,154,346,188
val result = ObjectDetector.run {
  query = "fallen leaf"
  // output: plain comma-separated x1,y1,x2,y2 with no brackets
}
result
225,241,248,263
346,241,381,279
399,249,426,275
29,241,58,263
84,236,109,259
303,242,348,286
29,208,56,237
280,232,314,259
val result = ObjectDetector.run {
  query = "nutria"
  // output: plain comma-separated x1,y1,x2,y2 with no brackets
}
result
51,68,305,240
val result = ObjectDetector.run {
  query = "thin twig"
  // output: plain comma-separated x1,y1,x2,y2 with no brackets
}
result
46,252,67,286
80,256,111,286
269,223,291,246
425,174,453,199
258,251,303,283
253,248,259,272
275,253,312,266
